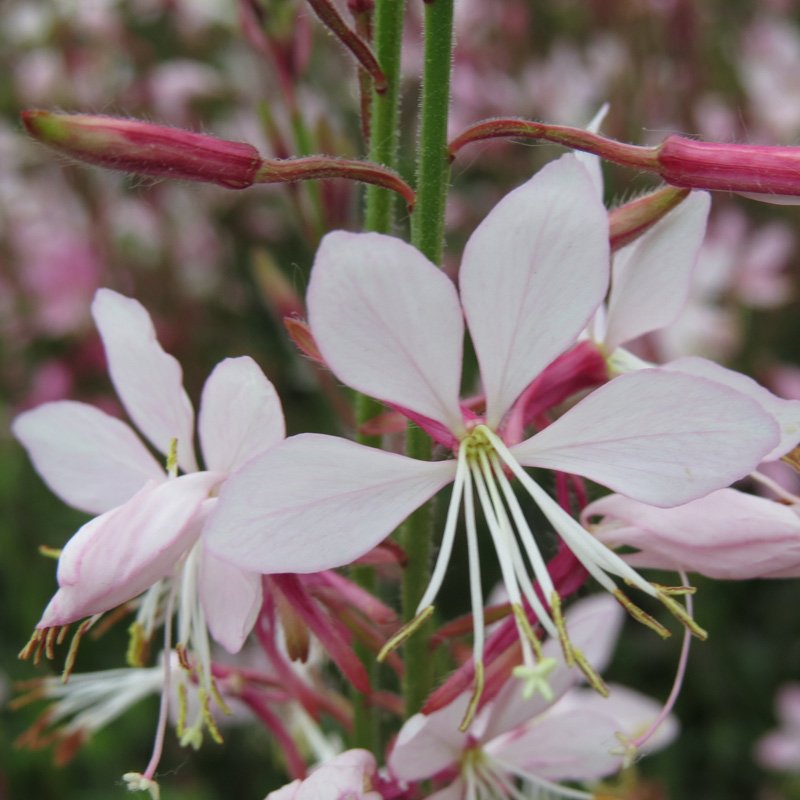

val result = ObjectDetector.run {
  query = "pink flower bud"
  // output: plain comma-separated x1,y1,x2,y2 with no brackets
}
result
22,111,261,189
657,135,800,203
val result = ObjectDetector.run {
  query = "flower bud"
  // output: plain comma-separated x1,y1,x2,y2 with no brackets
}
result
608,186,691,252
657,135,800,204
22,111,261,189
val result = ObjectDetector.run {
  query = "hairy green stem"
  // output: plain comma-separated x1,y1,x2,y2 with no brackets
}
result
364,0,407,234
401,0,455,717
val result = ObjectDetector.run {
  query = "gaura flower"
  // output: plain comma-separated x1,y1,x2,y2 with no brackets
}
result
389,596,676,800
14,289,285,761
206,155,779,709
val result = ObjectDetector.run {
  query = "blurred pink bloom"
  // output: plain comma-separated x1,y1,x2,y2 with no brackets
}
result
14,288,284,676
266,749,383,800
389,596,676,800
207,156,779,685
756,684,800,772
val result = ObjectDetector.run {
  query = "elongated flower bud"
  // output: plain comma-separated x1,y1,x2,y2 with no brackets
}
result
656,136,800,204
23,111,261,189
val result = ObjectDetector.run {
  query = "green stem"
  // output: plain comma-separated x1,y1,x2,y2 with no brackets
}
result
364,0,407,234
351,0,407,753
410,0,454,265
401,0,455,717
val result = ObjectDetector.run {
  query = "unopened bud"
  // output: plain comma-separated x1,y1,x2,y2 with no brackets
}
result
23,111,261,189
608,186,690,252
657,135,800,204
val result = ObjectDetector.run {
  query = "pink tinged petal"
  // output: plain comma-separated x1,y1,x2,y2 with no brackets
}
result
307,231,465,435
12,400,165,514
511,369,780,507
39,472,224,627
481,594,625,740
91,288,198,472
292,750,381,800
199,545,263,653
585,489,800,579
557,684,679,754
459,155,610,428
604,191,711,352
486,707,624,781
198,356,285,473
662,356,800,460
389,694,472,781
204,434,457,574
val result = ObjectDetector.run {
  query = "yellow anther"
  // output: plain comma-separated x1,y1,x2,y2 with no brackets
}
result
176,682,188,740
62,619,92,682
378,605,434,662
459,660,485,732
38,545,62,559
613,590,671,639
551,591,575,667
656,589,708,640
513,656,558,702
650,582,696,596
199,688,224,744
572,646,609,697
166,438,179,478
781,445,800,474
126,621,150,668
511,603,545,660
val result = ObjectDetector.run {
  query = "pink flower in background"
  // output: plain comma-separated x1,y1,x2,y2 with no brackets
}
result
14,289,285,719
389,596,676,800
206,155,780,696
756,684,800,772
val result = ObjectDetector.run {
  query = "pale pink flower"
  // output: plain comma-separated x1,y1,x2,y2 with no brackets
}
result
756,684,800,772
206,156,780,690
389,596,676,800
13,288,284,695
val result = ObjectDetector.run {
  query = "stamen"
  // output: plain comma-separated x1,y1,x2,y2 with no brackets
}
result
38,545,62,559
127,622,150,668
655,589,707,640
63,619,94,682
166,438,179,478
613,590,671,639
511,604,544,661
459,660,485,732
551,592,575,667
377,606,435,662
417,447,469,612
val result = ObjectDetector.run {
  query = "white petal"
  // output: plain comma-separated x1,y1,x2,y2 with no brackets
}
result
204,434,457,574
662,356,800,460
604,191,711,352
307,231,465,434
460,156,610,427
12,401,165,514
92,288,197,472
574,103,609,197
512,369,779,507
199,542,262,653
198,357,285,473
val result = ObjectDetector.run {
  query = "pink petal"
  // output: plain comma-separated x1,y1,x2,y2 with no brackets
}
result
198,356,285,473
12,400,165,514
307,231,465,435
481,594,624,740
556,684,679,754
512,369,779,507
91,288,198,472
204,434,457,574
389,693,472,780
39,471,224,627
585,489,800,579
459,155,609,427
663,356,800,460
604,191,710,352
487,707,624,781
292,750,381,800
200,540,263,653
